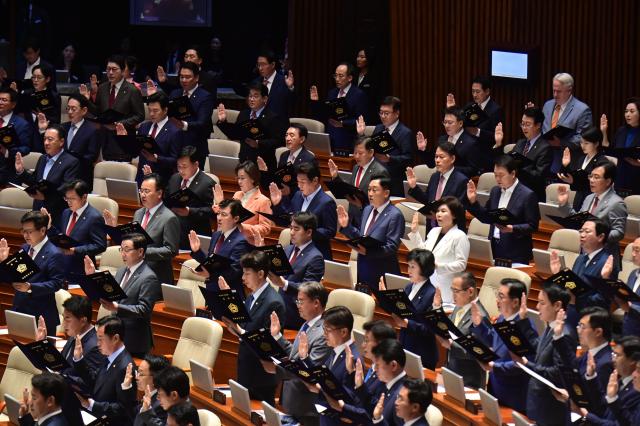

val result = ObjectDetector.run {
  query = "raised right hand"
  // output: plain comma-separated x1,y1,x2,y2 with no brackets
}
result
123,362,134,388
470,301,482,326
74,333,84,360
309,85,319,101
378,276,387,291
356,115,366,135
19,388,29,417
549,250,562,275
328,159,339,179
446,93,456,108
345,344,355,374
146,79,157,96
156,66,167,83
0,238,9,262
188,230,201,252
103,209,117,227
601,255,614,279
256,156,268,172
410,212,419,234
269,182,282,206
519,292,528,320
354,358,364,388
556,185,569,206
406,166,417,188
89,74,98,94
553,309,566,337
269,311,281,337
416,131,427,151
337,205,349,228
600,114,608,134
218,276,230,290
217,103,226,122
213,183,224,204
466,179,477,204
37,112,49,131
79,84,90,100
83,255,96,275
494,122,504,147
434,286,442,308
562,147,571,167
14,152,24,174
606,370,619,399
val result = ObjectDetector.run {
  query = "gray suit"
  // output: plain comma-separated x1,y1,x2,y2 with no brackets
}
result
115,262,162,355
542,96,592,148
277,318,331,426
336,159,390,228
133,204,180,285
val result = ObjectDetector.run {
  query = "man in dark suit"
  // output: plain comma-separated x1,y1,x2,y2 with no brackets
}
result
0,211,63,336
59,295,105,373
14,124,80,222
189,199,251,294
338,175,405,290
17,373,70,426
150,367,191,421
495,107,551,201
165,145,215,249
157,46,218,104
267,212,325,330
270,162,337,260
328,136,389,228
15,39,53,81
216,82,288,172
86,233,162,358
357,321,397,394
220,251,286,406
616,237,640,337
80,54,145,162
356,96,415,196
48,179,106,285
123,354,170,426
74,316,138,426
254,50,295,118
467,155,540,264
391,379,433,426
310,62,368,152
0,88,33,172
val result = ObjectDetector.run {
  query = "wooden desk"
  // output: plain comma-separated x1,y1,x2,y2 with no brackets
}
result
190,386,261,426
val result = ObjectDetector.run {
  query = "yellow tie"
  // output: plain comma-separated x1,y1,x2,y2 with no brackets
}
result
551,104,561,128
453,308,465,327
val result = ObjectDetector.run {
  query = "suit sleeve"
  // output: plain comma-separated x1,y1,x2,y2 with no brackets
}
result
119,88,145,128
257,114,287,152
407,185,431,205
144,214,179,262
314,197,338,243
73,216,108,257
186,92,214,135
365,212,404,259
12,122,33,157
135,408,166,426
511,190,540,236
521,143,552,180
155,131,180,170
342,93,368,129
287,255,325,288
569,106,593,146
466,194,494,226
91,368,138,421
186,177,214,220
387,129,415,169
606,200,627,244
62,158,81,185
117,273,161,319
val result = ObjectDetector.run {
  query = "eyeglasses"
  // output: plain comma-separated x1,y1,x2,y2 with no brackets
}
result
63,196,81,202
451,287,470,294
520,122,534,128
576,323,591,330
118,247,136,253
247,94,262,100
588,174,604,181
31,75,45,80
442,120,457,126
378,110,393,117
65,106,80,112
106,66,121,72
295,298,309,305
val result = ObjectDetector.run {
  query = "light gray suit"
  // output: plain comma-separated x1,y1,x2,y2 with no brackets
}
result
133,204,180,285
542,96,592,148
277,318,331,426
337,158,390,228
114,262,162,355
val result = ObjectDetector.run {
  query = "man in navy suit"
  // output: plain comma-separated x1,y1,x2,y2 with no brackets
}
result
18,373,70,426
0,88,33,168
467,155,540,264
356,96,415,196
310,63,368,152
157,46,218,104
125,354,171,426
338,174,404,290
616,237,640,337
149,367,191,423
270,162,337,260
216,82,288,172
254,50,295,118
267,212,325,330
14,124,80,223
59,295,105,374
391,379,433,426
189,199,251,294
0,211,63,336
15,39,53,80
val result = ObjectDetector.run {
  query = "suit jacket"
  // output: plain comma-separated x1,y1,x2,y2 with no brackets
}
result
166,170,215,249
312,86,368,151
55,204,107,283
132,204,180,285
622,268,640,337
318,342,362,426
436,132,492,177
191,227,250,294
468,181,540,264
472,98,504,147
13,240,63,336
135,120,181,185
19,412,69,426
234,189,272,245
408,167,468,209
611,125,640,192
260,146,317,196
254,73,294,118
133,393,167,426
160,70,218,106
62,120,102,188
513,136,552,201
400,281,438,369
16,88,61,127
279,242,325,329
542,96,593,148
74,348,137,426
343,374,406,426
15,149,80,222
274,189,337,260
168,86,214,166
372,122,415,196
335,158,388,228
562,152,605,210
6,112,34,158
584,373,640,425
114,262,162,354
553,334,613,394
342,202,404,289
15,59,53,81
61,327,105,375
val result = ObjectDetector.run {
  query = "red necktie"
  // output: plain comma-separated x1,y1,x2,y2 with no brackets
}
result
364,209,379,235
250,110,257,120
141,210,151,229
289,247,300,264
150,123,158,139
66,212,78,236
435,175,445,200
0,117,4,128
213,234,224,254
354,167,364,188
108,85,116,108
590,196,599,214
181,179,189,189
523,140,533,156
338,89,345,98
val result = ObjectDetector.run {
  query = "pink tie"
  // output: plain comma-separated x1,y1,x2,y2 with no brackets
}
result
141,210,151,229
590,196,599,214
435,175,445,200
338,89,345,98
181,179,189,189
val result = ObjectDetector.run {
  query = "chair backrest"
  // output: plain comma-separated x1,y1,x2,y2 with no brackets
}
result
208,139,241,157
275,146,288,163
546,183,576,205
620,243,636,283
363,125,375,137
397,203,427,226
60,95,69,122
198,409,222,426
87,194,119,219
326,289,375,332
204,172,220,185
98,246,124,276
412,164,436,184
503,144,515,154
278,228,291,246
289,117,325,133
478,267,532,318
426,405,444,426
93,162,137,196
21,152,42,173
55,289,72,334
476,172,495,192
625,195,640,216
604,155,618,165
0,347,41,404
0,188,33,209
468,218,490,238
548,228,581,269
176,259,207,307
172,317,223,383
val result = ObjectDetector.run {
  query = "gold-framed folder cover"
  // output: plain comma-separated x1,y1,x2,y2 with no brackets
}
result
254,244,293,276
14,339,70,372
240,328,288,361
0,249,40,282
80,271,128,302
375,289,416,318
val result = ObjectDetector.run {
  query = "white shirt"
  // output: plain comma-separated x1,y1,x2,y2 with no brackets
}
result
31,409,63,424
606,375,634,403
449,128,464,144
263,71,277,92
30,236,49,258
403,417,424,426
287,146,303,164
385,119,400,135
148,116,168,136
123,259,144,282
143,202,163,222
301,185,322,212
479,96,491,110
23,57,41,79
184,85,197,97
331,339,354,366
363,201,390,233
385,371,406,390
76,325,95,342
588,341,610,358
106,345,126,370
408,280,427,301
556,95,573,121
66,202,89,233
581,154,596,170
587,248,603,263
223,226,238,240
248,282,270,310
338,84,352,97
65,118,86,139
493,179,519,239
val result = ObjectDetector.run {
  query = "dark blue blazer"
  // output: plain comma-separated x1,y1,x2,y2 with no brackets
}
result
62,120,102,187
254,73,294,118
373,122,415,196
19,412,69,426
622,269,640,337
400,281,438,369
467,182,540,264
279,242,324,330
408,167,468,209
191,227,250,295
570,250,616,327
262,146,317,196
553,333,613,394
60,326,105,375
436,132,492,177
470,98,504,147
13,241,64,336
7,113,34,158
584,372,640,424
341,203,404,289
274,189,337,260
611,125,640,193
54,204,107,283
135,120,181,185
313,86,368,151
343,374,406,426
169,86,214,165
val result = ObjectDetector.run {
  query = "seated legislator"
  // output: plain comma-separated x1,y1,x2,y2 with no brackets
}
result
253,50,295,119
327,136,389,229
616,236,640,337
165,146,215,250
219,251,285,406
601,98,640,194
337,174,404,290
407,196,470,304
216,82,288,172
74,316,138,426
14,64,61,127
354,320,397,394
166,402,200,426
270,162,337,260
0,88,33,167
416,107,492,178
84,233,162,358
433,272,489,389
46,179,106,285
59,295,106,373
189,199,251,294
259,212,325,330
355,96,416,197
495,107,551,201
17,372,70,426
391,379,434,426
470,279,535,413
152,367,191,424
14,124,80,223
466,155,540,265
122,354,171,426
80,54,145,162
310,62,368,152
0,211,63,336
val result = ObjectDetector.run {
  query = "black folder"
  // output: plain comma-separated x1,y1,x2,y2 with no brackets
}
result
493,320,536,356
463,103,488,127
79,271,128,301
324,179,368,206
239,119,268,140
62,373,92,399
254,244,293,276
605,146,640,160
273,164,296,188
14,339,70,372
103,222,154,245
375,289,416,318
508,151,533,167
167,187,201,208
168,95,195,120
240,328,288,361
368,131,398,154
49,233,81,249
344,235,384,250
257,211,292,227
24,179,55,196
547,269,591,297
195,253,232,275
592,278,640,303
559,168,590,192
31,90,56,113
423,308,462,339
487,208,519,225
454,334,498,363
560,368,592,409
0,125,18,148
542,125,573,140
198,287,250,323
0,249,40,282
87,109,127,125
547,211,598,230
313,364,354,402
324,98,349,121
279,358,317,383
115,134,159,157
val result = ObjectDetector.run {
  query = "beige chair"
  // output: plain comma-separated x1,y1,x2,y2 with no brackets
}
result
620,243,635,283
545,183,576,205
210,109,240,140
0,346,41,406
172,317,223,384
55,289,72,334
278,228,291,246
0,187,33,208
198,409,222,426
289,117,325,133
93,161,137,196
468,218,490,238
204,172,220,185
326,289,375,332
478,267,531,318
363,125,376,137
426,405,444,426
605,155,618,166
396,202,427,240
177,259,207,307
503,144,515,153
475,172,494,206
98,246,124,276
275,146,289,163
412,164,436,185
208,139,241,157
60,95,69,123
548,229,581,269
87,194,119,219
21,152,42,173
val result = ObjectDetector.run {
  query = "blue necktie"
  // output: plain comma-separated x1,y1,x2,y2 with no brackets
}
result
300,322,310,333
365,367,375,382
245,294,254,311
42,156,55,179
67,124,77,147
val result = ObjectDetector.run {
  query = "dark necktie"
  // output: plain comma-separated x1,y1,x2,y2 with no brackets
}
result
289,247,300,264
364,209,379,235
66,212,78,236
250,110,257,120
150,123,159,139
245,293,254,311
120,268,131,290
213,234,224,254
523,140,533,156
181,178,189,190
108,85,116,108
590,196,599,214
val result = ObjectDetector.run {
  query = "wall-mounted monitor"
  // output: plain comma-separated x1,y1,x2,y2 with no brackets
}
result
490,50,529,80
130,0,211,27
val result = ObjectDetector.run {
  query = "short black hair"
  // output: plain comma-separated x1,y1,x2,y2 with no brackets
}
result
147,92,169,109
178,145,199,163
362,320,396,342
292,211,318,231
436,196,466,229
585,218,610,242
144,354,171,377
218,199,244,222
322,306,354,333
444,107,465,122
581,307,612,341
615,336,640,359
407,249,435,278
500,279,528,301
581,127,603,144
453,271,476,290
288,123,308,139
67,93,89,109
370,174,392,193
167,401,200,426
381,96,401,112
0,87,18,103
494,154,518,174
295,162,321,181
542,282,571,310
107,54,126,71
154,366,190,399
32,63,55,83
372,338,406,367
523,107,545,125
403,379,433,414
593,159,616,182
47,123,67,140
247,81,269,97
240,250,270,277
23,38,41,52
471,75,492,91
299,282,328,308
234,160,261,186
21,211,49,230
96,315,125,341
31,373,65,406
61,179,90,197
125,55,137,72
257,50,277,65
179,61,200,77
142,172,166,193
355,136,374,150
436,141,457,157
122,232,148,253
62,295,93,323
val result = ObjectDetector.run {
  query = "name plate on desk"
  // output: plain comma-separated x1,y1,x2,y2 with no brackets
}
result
213,389,227,405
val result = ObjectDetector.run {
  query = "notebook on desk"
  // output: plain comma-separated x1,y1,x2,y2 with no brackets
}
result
4,393,21,425
404,349,424,380
323,260,354,289
479,388,502,426
5,310,37,340
190,359,214,394
305,132,331,156
385,273,410,291
229,379,252,417
161,284,195,315
105,178,140,205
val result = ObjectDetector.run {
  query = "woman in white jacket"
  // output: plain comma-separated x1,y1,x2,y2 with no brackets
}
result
407,196,470,304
